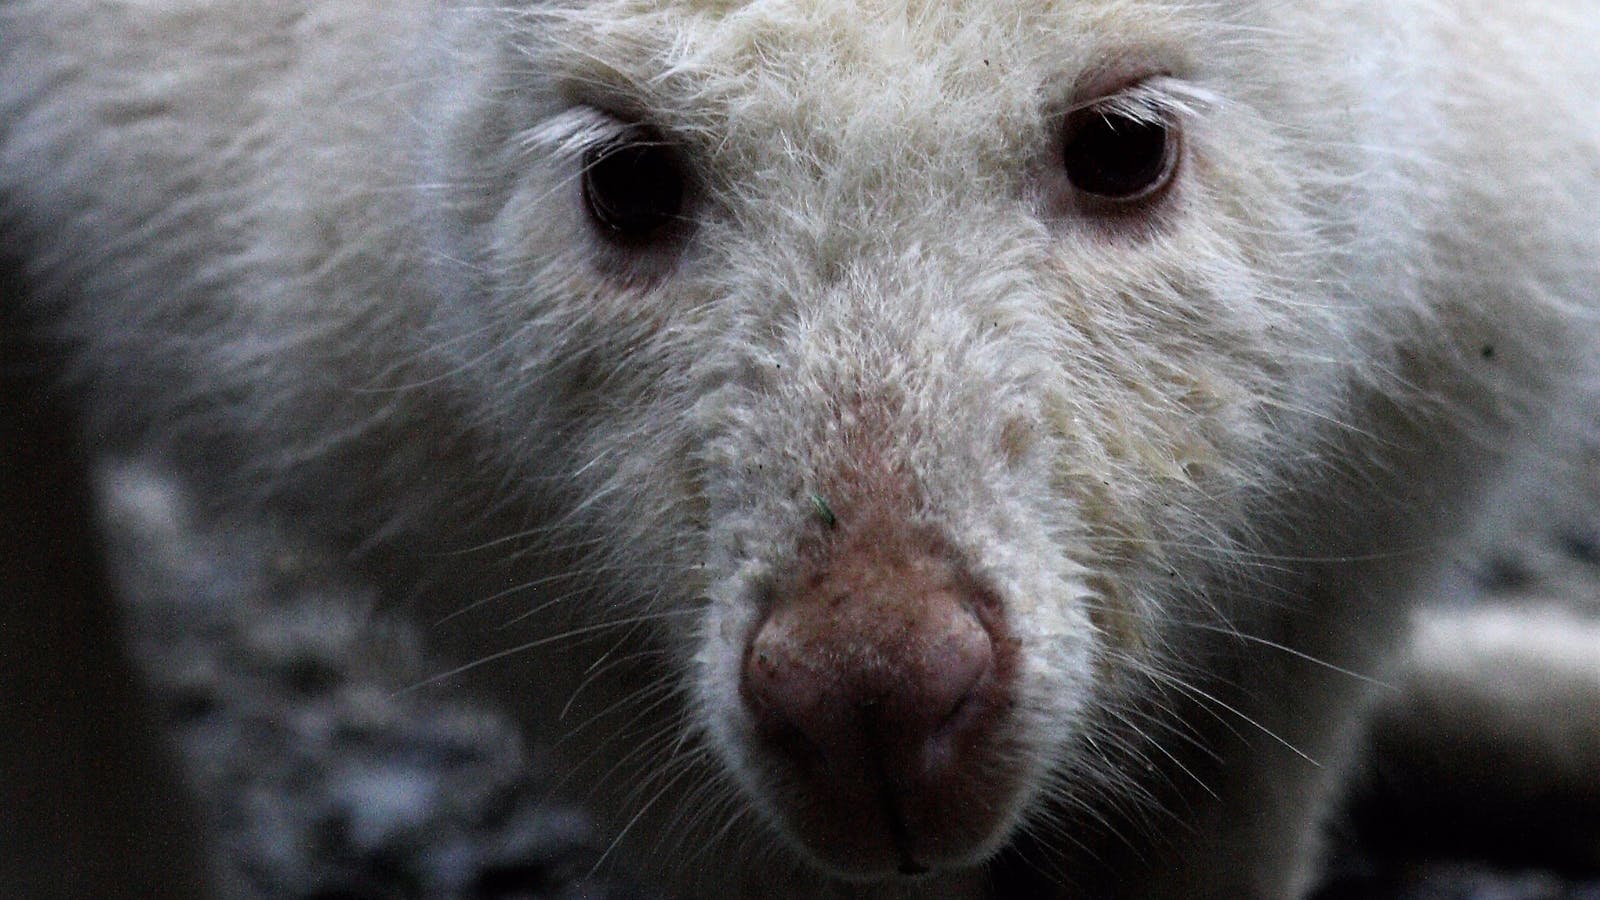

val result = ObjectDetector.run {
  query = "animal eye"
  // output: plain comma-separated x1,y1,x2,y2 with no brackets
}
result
581,130,685,242
1060,103,1179,203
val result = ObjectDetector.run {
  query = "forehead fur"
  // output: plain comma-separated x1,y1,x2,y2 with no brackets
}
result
516,0,1218,141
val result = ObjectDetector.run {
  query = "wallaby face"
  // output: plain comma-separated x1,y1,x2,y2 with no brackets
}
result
419,2,1408,880
5,0,1598,896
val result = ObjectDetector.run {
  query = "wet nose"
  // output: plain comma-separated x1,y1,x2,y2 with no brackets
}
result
740,521,1014,874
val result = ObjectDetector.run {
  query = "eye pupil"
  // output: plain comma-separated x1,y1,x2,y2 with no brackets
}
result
582,134,684,240
1062,109,1175,201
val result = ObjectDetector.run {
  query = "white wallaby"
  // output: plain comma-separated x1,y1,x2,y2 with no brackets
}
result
3,1,1598,896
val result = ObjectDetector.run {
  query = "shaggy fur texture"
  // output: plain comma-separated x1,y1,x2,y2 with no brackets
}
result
3,1,1598,897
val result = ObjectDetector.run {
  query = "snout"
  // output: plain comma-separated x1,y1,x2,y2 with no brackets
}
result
740,515,1022,877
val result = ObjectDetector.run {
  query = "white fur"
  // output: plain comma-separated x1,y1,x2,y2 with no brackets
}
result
4,0,1599,897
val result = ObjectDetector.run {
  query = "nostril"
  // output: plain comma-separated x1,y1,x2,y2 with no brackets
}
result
915,608,994,769
744,629,800,715
935,660,985,735
742,623,833,759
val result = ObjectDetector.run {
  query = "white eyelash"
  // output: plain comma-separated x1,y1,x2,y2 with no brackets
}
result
1069,78,1220,125
516,106,630,162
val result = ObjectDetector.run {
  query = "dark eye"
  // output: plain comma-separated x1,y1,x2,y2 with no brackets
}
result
581,130,685,242
1061,104,1179,203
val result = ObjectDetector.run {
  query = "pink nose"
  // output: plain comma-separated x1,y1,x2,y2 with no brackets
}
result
744,583,993,782
740,522,1015,875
